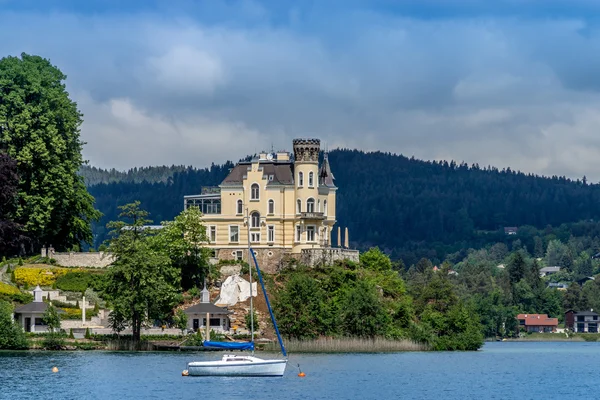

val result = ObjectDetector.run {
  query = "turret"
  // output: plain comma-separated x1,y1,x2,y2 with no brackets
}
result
293,138,320,164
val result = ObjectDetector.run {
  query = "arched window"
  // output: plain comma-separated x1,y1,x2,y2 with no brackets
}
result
251,212,260,228
251,183,259,200
298,172,304,187
297,199,302,214
307,198,315,213
237,200,243,215
317,199,321,212
324,200,328,216
308,171,314,187
268,199,274,214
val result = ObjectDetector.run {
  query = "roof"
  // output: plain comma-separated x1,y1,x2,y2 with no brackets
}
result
14,302,49,313
517,314,558,326
540,266,560,273
183,302,231,315
221,162,295,187
573,310,599,316
318,154,336,188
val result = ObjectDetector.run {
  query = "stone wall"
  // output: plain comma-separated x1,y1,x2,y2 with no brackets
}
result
216,248,288,274
300,248,360,267
41,247,114,268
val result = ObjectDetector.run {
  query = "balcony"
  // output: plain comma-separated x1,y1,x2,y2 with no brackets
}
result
300,212,325,220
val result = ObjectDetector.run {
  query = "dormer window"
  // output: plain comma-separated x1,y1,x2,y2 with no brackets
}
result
298,172,304,187
308,172,314,187
268,175,274,181
251,183,259,200
237,200,243,215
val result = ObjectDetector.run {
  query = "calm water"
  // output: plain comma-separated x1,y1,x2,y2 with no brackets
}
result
0,342,598,399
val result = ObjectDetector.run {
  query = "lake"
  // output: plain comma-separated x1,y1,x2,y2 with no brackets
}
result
0,342,598,399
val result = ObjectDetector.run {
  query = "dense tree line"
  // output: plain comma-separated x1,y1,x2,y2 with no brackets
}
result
85,149,600,264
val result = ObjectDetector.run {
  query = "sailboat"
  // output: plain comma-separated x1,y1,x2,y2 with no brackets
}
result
186,246,288,377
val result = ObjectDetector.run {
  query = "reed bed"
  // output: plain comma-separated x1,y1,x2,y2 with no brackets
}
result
262,337,429,353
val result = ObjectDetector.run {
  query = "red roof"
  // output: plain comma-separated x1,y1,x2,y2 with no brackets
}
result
517,314,558,326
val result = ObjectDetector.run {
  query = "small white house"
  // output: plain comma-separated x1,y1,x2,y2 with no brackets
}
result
13,285,58,333
184,286,231,333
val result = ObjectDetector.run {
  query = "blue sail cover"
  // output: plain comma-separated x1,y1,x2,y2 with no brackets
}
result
203,341,255,351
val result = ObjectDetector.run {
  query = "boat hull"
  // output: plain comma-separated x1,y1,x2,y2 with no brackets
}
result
187,358,287,377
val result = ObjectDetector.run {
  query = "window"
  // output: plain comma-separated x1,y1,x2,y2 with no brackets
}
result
296,225,302,242
307,226,316,242
297,199,302,214
268,175,274,181
268,199,274,214
251,212,260,228
323,227,328,245
307,198,315,213
298,172,304,187
250,232,261,243
308,171,314,187
317,199,321,212
237,199,243,215
251,183,259,200
235,250,243,260
229,226,239,242
209,226,216,243
268,225,275,242
324,200,328,216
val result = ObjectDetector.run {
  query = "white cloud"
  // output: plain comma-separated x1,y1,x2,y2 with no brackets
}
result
2,8,600,180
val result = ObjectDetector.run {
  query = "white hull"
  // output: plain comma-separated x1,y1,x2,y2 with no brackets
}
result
187,355,287,377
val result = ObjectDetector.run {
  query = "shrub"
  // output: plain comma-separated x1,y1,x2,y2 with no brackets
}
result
13,266,69,287
69,329,75,339
18,258,23,266
41,335,64,350
85,328,91,339
55,271,94,292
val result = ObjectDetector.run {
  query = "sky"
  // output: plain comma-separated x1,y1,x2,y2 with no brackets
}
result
2,0,600,180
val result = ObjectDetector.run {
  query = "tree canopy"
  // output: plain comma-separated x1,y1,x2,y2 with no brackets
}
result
0,53,100,253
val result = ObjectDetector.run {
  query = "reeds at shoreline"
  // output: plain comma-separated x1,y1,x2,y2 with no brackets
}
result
262,337,429,353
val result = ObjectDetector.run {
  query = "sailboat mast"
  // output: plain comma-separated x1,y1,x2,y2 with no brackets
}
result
246,205,255,346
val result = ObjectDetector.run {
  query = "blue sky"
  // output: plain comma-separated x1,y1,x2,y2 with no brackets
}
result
2,0,600,179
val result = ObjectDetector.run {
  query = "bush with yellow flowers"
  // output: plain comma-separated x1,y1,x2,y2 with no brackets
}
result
13,266,69,287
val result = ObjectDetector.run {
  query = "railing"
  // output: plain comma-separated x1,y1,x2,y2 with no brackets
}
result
300,212,325,220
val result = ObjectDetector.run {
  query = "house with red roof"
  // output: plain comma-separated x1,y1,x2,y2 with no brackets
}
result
517,314,558,333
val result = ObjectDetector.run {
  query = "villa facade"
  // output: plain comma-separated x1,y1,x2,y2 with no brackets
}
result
184,138,358,272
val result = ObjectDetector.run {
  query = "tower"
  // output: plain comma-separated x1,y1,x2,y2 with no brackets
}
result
293,138,320,164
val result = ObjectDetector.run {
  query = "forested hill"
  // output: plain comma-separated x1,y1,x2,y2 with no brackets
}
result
85,150,600,264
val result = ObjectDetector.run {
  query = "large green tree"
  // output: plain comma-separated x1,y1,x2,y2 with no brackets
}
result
0,300,28,349
0,53,101,252
103,202,181,345
0,151,26,256
154,206,211,289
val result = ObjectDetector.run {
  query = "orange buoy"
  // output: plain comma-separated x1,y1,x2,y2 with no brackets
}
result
52,367,59,373
298,372,306,377
182,370,189,376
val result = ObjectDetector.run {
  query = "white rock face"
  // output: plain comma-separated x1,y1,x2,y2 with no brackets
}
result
215,275,257,306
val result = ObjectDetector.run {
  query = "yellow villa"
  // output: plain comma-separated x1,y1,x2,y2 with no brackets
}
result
184,138,359,272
